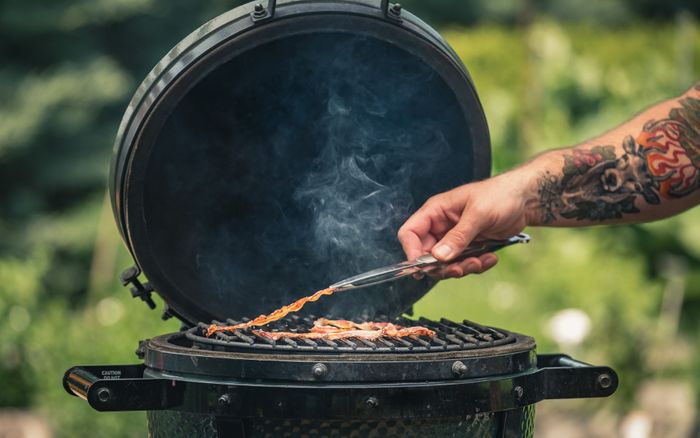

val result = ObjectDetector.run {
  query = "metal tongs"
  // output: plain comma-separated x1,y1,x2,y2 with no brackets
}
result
329,233,530,291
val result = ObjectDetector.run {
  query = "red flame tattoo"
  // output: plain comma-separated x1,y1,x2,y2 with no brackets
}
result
638,119,699,198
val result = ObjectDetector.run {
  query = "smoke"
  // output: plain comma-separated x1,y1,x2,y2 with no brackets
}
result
292,50,451,279
143,31,472,321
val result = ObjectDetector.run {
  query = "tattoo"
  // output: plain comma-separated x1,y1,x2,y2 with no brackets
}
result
638,90,700,198
538,86,700,223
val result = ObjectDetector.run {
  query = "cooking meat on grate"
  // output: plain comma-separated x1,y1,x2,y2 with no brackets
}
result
253,318,436,341
205,288,436,339
206,287,337,336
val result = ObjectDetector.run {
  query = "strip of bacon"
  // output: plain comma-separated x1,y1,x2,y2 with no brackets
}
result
206,287,337,337
204,290,436,340
314,318,434,336
253,318,436,341
254,328,387,341
312,318,396,331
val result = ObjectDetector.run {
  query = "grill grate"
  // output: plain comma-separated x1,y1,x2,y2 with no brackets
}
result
186,316,515,354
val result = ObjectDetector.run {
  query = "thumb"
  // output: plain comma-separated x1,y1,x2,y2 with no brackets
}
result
432,215,481,262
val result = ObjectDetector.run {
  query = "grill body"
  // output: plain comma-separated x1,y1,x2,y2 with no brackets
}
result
146,409,535,438
64,318,616,438
140,318,540,437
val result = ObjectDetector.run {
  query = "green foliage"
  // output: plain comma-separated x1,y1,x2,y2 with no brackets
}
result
399,0,700,27
0,0,230,435
1,1,699,435
24,255,180,437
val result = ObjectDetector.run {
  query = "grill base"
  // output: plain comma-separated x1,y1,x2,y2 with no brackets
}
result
146,407,536,438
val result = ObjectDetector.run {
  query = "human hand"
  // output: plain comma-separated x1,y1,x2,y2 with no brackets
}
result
397,169,535,278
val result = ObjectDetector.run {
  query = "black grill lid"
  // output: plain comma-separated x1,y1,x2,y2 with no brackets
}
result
110,0,490,325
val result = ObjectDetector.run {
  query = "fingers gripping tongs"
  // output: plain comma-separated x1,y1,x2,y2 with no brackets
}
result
329,233,530,291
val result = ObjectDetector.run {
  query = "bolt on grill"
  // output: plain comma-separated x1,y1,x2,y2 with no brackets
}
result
187,316,515,354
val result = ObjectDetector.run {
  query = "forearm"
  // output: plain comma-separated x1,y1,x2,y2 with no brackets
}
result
521,82,700,227
398,82,700,276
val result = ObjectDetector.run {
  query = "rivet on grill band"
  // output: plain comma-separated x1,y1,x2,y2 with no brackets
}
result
452,361,468,377
512,386,524,400
312,363,328,379
217,394,231,407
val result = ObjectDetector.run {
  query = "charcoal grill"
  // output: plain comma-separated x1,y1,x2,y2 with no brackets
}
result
65,315,617,436
63,0,619,436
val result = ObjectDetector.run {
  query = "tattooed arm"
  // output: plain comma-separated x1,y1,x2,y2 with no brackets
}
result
533,83,700,225
398,83,700,278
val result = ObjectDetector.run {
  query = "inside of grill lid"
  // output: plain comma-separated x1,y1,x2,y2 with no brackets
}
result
124,18,490,324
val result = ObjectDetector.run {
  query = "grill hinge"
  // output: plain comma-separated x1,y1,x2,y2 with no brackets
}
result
120,266,156,310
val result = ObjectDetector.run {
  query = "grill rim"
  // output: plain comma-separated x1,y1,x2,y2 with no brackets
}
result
142,318,538,383
189,316,517,355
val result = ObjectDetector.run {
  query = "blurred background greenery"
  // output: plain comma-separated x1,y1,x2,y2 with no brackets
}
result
1,0,699,437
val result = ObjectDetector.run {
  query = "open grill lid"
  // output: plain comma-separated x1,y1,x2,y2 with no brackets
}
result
110,0,491,325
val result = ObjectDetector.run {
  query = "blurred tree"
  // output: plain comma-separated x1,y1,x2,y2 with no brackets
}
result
627,0,700,21
400,0,699,26
0,0,234,411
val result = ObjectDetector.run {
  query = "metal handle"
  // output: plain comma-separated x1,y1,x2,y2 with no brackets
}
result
415,233,531,269
62,355,617,414
543,355,591,368
447,233,529,264
535,354,618,400
64,367,100,400
330,233,530,290
63,365,182,411
251,0,399,24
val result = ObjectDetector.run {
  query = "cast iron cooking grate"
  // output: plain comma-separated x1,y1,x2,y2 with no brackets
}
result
187,316,515,354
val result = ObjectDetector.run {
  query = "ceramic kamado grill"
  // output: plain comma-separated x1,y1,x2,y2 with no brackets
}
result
63,1,618,436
